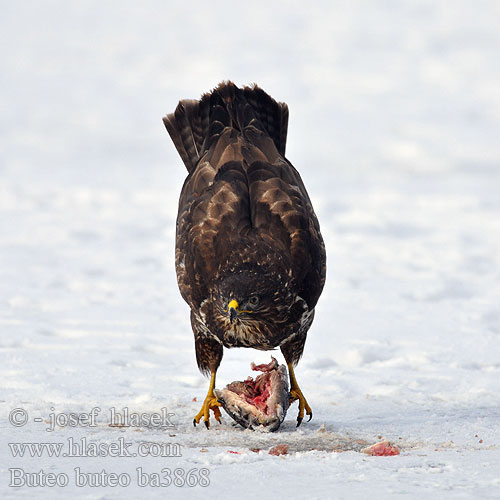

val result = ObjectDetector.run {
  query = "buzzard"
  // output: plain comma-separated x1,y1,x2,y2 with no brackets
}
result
163,82,326,428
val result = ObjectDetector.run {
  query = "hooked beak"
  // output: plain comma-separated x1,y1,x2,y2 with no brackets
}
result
228,299,239,324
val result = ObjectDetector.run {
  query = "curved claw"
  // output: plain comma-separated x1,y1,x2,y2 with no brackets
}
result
193,394,222,429
290,387,313,426
296,411,313,427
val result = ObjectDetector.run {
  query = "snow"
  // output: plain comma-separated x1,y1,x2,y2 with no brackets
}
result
1,0,500,498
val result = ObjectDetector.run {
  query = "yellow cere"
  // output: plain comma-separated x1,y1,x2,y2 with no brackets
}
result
228,299,239,311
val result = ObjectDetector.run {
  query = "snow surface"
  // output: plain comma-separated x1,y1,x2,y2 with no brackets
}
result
1,1,500,498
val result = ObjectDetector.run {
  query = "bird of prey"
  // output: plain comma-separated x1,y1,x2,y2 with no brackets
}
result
163,82,326,428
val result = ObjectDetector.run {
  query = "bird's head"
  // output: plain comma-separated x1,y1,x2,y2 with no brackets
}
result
213,263,295,328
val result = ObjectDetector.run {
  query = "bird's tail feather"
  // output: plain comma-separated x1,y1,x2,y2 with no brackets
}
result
163,81,289,172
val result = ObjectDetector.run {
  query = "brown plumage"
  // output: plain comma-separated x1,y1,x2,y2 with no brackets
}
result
163,82,326,427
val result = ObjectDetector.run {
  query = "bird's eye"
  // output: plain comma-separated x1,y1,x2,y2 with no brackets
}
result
248,295,259,307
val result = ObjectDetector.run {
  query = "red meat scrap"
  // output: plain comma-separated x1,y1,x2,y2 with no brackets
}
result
361,441,400,456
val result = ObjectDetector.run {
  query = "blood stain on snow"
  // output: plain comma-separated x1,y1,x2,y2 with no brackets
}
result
269,444,289,456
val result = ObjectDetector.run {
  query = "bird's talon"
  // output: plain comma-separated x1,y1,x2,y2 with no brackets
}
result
288,364,313,426
213,406,222,422
193,374,221,430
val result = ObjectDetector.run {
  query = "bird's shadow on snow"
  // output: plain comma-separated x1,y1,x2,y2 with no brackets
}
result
174,416,374,453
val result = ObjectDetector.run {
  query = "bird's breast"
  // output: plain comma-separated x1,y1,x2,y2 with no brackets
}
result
217,318,289,350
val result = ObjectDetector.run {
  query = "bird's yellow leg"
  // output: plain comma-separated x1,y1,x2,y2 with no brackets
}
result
287,362,312,427
193,371,222,429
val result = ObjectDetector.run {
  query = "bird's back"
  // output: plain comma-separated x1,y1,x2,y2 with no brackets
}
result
164,82,325,314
